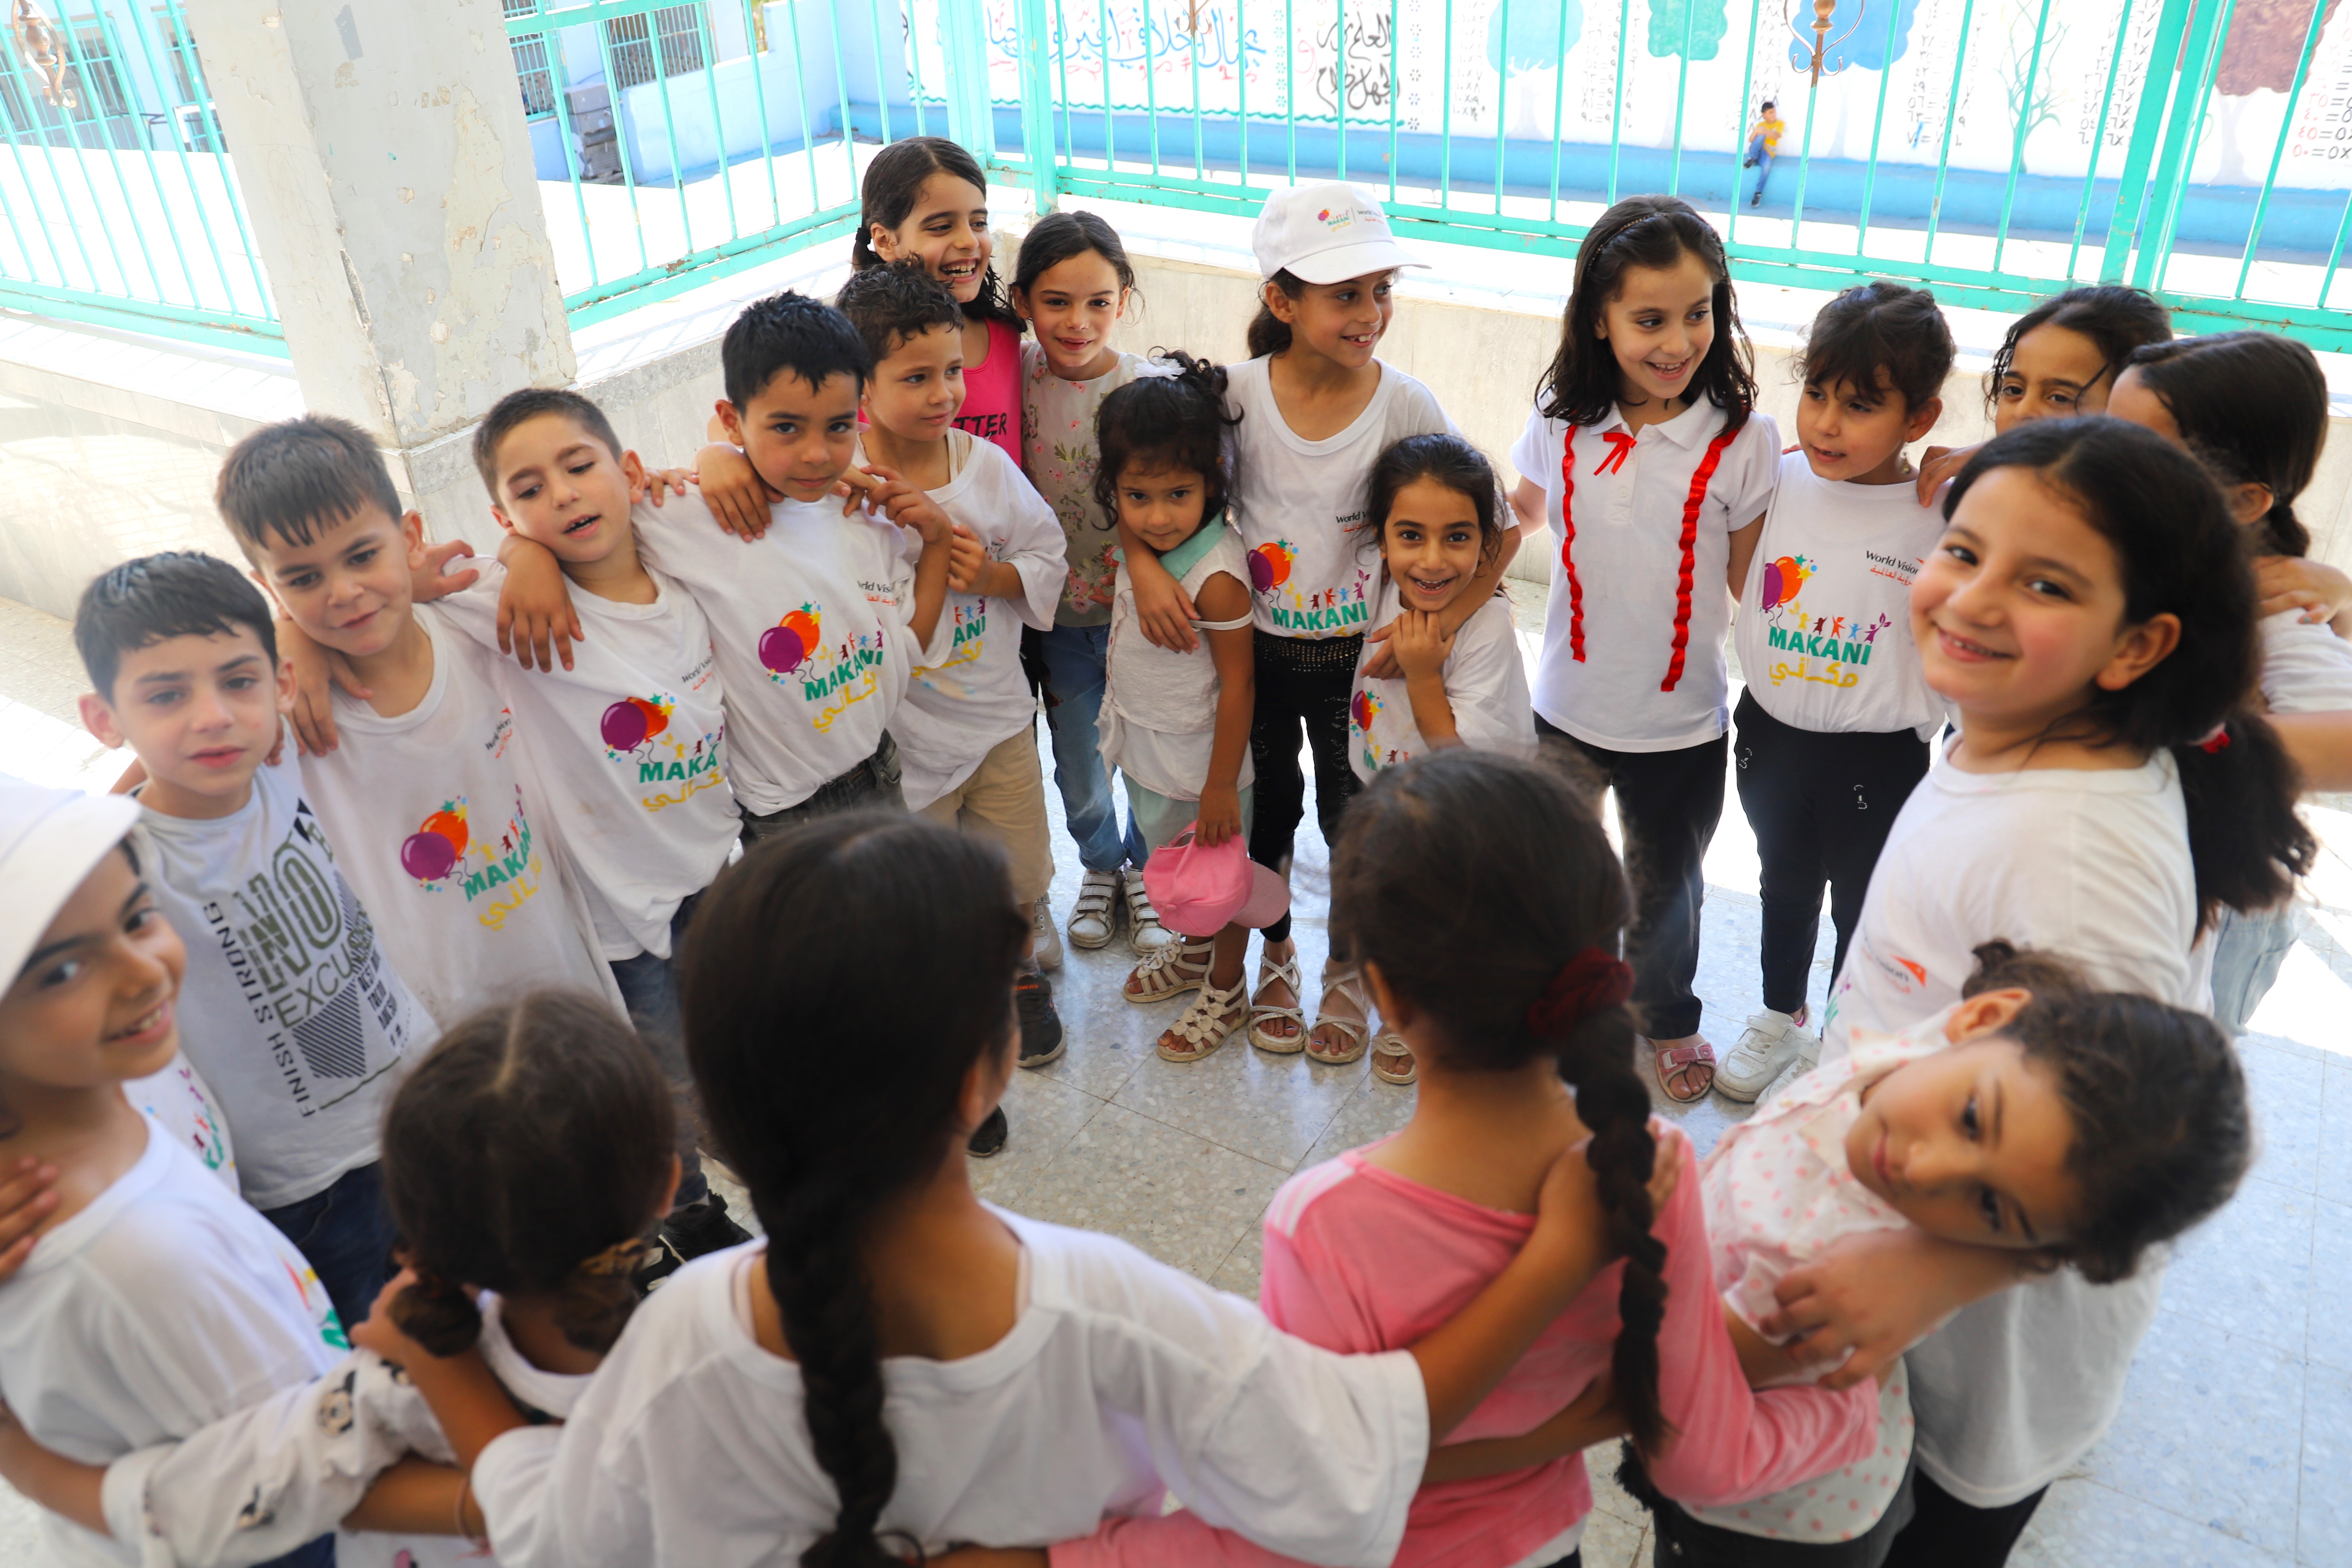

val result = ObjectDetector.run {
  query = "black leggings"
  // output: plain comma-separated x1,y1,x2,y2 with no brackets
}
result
1880,1473,2046,1568
1731,690,1930,1016
1248,630,1363,945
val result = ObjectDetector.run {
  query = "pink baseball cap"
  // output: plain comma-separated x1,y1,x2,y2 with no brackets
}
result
1143,828,1291,937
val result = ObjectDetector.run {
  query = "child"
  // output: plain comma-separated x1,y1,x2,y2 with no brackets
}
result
366,811,1648,1566
834,261,1070,1063
0,775,346,1568
1012,208,1177,958
1776,419,2309,1565
1507,194,1781,1103
1743,101,1783,207
1720,282,1955,1103
2109,330,2352,1031
1128,181,1463,1064
0,989,681,1568
73,552,432,1326
1343,435,1536,1079
1629,941,2250,1565
1020,750,1880,1568
1093,355,1260,1062
216,417,622,1039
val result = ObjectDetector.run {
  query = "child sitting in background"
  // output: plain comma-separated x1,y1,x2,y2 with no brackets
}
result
1628,941,2251,1565
0,776,347,1568
0,989,682,1568
835,262,1070,1066
1094,355,1263,1063
73,553,432,1326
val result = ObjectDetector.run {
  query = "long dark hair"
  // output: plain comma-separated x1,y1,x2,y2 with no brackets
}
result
1960,943,2249,1283
1986,285,2171,415
383,992,677,1357
1944,418,2314,926
1246,268,1309,359
1537,195,1756,432
1800,280,1956,413
1011,209,1138,304
1356,432,1510,574
850,137,1021,331
2123,332,2327,559
1093,351,1242,528
681,813,1026,1568
1330,750,1672,1454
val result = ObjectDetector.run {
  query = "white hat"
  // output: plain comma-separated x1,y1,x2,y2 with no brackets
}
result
0,776,141,987
1251,182,1429,286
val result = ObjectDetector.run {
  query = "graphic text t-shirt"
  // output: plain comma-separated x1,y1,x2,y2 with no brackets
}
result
1348,580,1535,782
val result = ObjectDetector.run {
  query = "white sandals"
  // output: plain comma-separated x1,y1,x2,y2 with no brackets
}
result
1370,1030,1416,1085
1248,951,1307,1054
1158,975,1249,1063
1124,937,1211,1004
1306,965,1372,1066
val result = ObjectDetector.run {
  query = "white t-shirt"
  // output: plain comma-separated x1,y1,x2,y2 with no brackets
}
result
470,1211,1428,1568
135,755,430,1210
2258,609,2352,714
300,611,621,1029
878,432,1064,810
430,554,739,961
1821,743,2196,1507
1226,357,1458,639
0,1114,345,1567
1023,343,1178,627
1732,452,1946,739
102,1293,586,1568
1347,580,1535,782
1099,521,1259,802
1510,401,1780,752
1686,1026,1935,1542
634,492,936,815
124,1052,237,1193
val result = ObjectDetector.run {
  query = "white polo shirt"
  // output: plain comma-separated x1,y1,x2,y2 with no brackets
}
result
1510,400,1779,753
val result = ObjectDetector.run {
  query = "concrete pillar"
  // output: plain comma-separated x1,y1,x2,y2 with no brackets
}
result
180,0,576,525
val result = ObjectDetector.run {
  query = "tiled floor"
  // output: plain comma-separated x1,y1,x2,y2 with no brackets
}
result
1,590,2346,1565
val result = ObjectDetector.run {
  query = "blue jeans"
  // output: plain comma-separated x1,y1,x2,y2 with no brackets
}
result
1747,133,1775,196
262,1161,398,1336
1036,622,1145,873
2210,902,2297,1035
609,891,710,1208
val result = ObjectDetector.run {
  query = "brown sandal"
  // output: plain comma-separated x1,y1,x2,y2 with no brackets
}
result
1648,1035,1716,1102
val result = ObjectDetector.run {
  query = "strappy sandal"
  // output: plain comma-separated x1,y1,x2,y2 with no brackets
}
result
1248,951,1307,1054
1306,965,1372,1065
1647,1035,1717,1103
1124,937,1212,1004
1370,1030,1416,1086
1158,974,1249,1063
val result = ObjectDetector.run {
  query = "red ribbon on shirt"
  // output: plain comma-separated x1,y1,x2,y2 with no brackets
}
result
1557,423,1741,692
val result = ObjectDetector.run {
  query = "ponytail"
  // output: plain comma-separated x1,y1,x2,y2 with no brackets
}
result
1247,270,1307,358
2174,710,2312,927
2122,333,2326,562
389,1269,484,1358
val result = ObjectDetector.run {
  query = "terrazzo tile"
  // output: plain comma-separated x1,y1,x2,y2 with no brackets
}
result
2298,1361,2352,1565
2239,1023,2329,1065
1001,1102,1289,1277
2161,1174,2314,1359
2308,1199,2352,1375
1298,1072,1419,1169
1206,1217,1266,1301
1584,1441,1645,1525
1576,1503,1649,1568
1029,965,1169,1102
969,1068,1110,1213
2080,1308,2306,1556
2320,1061,2352,1207
2240,1039,2324,1195
2010,1477,2292,1568
1110,1019,1369,1168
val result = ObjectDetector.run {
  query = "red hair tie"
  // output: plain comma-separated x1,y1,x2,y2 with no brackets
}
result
2198,724,2231,754
1527,947,1635,1037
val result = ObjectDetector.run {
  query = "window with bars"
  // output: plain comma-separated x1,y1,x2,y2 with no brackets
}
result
605,5,706,92
503,0,557,117
152,6,206,104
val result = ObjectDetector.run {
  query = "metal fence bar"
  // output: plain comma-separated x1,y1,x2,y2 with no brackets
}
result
1604,0,1627,205
1723,0,1762,250
1666,0,1692,196
2132,0,2235,292
102,8,203,313
1988,0,2057,276
1333,0,1347,183
1543,0,1566,222
2063,0,2135,283
1853,0,1908,250
2231,0,2331,302
1385,0,1399,199
1491,0,1507,213
2096,0,2194,282
1920,0,1979,265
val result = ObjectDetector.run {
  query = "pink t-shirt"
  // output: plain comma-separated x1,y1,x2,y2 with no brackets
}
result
955,317,1024,469
1051,1127,1879,1568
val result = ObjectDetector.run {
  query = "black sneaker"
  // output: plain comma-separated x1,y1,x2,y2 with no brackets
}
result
1742,156,1756,168
1752,190,1763,207
1016,962,1066,1068
662,1191,755,1262
967,1105,1009,1158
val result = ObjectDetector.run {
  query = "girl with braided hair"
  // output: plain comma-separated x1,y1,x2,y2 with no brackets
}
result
374,810,1643,1568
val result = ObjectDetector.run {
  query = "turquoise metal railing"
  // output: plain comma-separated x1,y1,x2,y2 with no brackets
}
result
0,0,279,351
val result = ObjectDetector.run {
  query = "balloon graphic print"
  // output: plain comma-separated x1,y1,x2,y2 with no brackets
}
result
1759,554,1809,610
600,696,672,752
1248,542,1295,593
759,606,823,675
1350,690,1380,732
401,803,469,882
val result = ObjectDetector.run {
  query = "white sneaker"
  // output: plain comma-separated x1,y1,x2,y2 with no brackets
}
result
1716,1009,1814,1102
1031,894,1064,971
1755,1031,1823,1107
1122,867,1174,954
1069,869,1120,949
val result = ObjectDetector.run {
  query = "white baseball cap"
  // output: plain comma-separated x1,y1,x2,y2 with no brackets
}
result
0,776,142,988
1252,182,1428,285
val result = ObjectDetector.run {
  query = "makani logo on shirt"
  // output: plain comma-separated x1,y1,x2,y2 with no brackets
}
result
756,600,884,731
1756,552,1892,689
600,694,726,811
1349,687,1408,772
1253,542,1372,632
396,786,547,929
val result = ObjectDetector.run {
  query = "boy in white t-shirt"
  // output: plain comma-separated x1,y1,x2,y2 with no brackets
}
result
73,554,432,1331
0,775,347,1568
836,263,1070,1066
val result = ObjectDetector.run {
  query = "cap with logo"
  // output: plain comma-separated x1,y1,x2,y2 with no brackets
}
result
1251,182,1429,286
